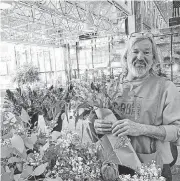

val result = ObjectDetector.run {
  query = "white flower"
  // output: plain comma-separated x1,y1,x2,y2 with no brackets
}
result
56,161,60,166
78,157,83,161
139,168,145,175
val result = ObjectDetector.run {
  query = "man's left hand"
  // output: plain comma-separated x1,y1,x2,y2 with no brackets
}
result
111,119,142,137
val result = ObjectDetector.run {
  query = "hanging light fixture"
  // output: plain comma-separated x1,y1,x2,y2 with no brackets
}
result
0,1,13,10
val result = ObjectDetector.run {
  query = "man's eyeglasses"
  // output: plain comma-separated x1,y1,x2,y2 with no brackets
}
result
129,32,154,40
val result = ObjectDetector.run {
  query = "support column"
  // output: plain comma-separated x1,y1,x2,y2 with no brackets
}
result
91,39,95,82
76,42,80,79
128,15,136,34
43,50,47,85
170,30,173,82
63,44,69,85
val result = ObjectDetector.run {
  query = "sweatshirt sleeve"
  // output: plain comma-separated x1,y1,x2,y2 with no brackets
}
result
161,81,180,143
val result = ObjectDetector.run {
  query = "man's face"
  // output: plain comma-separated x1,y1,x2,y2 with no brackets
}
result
127,39,154,79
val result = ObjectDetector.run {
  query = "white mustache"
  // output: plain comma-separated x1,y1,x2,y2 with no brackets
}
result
133,59,147,66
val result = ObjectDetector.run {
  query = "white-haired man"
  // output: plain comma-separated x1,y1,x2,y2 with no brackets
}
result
94,32,180,181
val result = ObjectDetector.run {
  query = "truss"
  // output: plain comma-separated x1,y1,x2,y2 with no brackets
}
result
1,0,131,47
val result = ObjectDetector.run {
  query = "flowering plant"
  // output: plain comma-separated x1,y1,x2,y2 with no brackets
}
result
119,161,165,181
1,106,103,181
43,130,103,181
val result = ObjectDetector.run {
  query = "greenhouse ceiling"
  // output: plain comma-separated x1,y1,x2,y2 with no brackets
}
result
1,0,130,47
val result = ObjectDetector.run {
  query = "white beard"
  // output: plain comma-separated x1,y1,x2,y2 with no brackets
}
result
128,62,151,78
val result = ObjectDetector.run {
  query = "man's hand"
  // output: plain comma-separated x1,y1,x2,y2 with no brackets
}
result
94,119,112,135
112,119,142,137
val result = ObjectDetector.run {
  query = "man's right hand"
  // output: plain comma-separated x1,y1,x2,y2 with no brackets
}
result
94,119,112,135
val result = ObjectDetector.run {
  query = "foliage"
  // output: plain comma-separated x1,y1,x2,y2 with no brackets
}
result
3,84,74,122
1,107,103,181
1,80,166,181
13,62,40,86
71,78,123,127
1,106,165,181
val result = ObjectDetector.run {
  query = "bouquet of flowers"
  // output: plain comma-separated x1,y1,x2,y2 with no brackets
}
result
72,78,141,172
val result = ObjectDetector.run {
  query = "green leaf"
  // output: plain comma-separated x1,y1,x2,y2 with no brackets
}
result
20,108,30,123
1,173,13,181
30,133,37,144
75,113,79,129
42,142,49,151
81,123,84,142
16,162,23,172
39,146,44,156
14,174,21,181
1,165,5,175
51,131,61,141
5,165,11,172
21,148,28,159
20,166,33,178
86,127,93,142
32,162,48,176
11,134,25,153
23,136,34,150
1,146,12,158
65,104,69,123
8,157,21,163
61,112,65,120
53,103,62,120
54,112,61,123
12,147,27,160
2,132,13,139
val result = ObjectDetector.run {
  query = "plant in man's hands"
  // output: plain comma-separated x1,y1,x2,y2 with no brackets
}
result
72,78,123,123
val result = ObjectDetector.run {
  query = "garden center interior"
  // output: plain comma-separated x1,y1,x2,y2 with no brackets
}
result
0,0,180,181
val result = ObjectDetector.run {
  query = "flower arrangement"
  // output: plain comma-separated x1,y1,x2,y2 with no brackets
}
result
71,79,141,166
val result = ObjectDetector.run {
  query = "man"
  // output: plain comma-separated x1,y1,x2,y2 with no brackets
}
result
94,32,180,181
